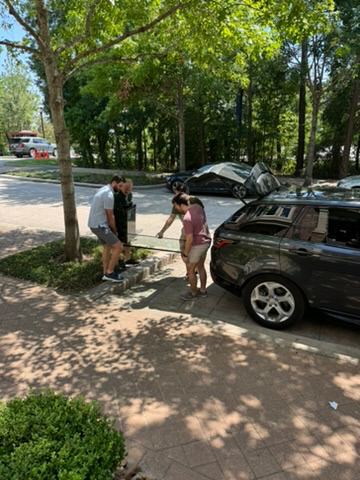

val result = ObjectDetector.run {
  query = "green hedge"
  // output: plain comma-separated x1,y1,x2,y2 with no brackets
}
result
0,238,103,292
0,237,150,292
0,390,125,480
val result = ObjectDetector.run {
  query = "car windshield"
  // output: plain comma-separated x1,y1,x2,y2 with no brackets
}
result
229,163,252,175
195,165,213,174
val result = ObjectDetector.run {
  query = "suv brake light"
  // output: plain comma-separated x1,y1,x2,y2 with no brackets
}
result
213,238,234,249
19,143,24,147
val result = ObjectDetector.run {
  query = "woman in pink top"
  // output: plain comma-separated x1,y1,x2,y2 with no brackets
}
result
172,193,211,300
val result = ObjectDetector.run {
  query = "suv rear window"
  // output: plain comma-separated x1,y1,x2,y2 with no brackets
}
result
224,204,301,230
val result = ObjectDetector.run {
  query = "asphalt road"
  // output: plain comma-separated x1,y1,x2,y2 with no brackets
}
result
0,175,242,239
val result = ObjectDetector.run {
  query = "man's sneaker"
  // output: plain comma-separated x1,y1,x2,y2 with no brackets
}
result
116,260,129,271
102,272,124,283
125,258,140,267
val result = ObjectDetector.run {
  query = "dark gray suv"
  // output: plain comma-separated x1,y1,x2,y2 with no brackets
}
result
211,189,360,330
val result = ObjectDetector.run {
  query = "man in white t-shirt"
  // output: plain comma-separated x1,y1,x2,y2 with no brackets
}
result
88,175,125,282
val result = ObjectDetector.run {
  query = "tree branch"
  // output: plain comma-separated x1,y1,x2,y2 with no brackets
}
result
56,2,97,56
63,1,189,74
64,21,200,83
65,52,168,82
3,0,45,50
0,39,40,55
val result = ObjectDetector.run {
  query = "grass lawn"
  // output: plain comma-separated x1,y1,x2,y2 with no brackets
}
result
6,159,61,167
0,238,150,292
6,170,166,185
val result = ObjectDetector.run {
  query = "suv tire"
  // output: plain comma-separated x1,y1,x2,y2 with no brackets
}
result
171,180,184,193
243,274,305,329
232,184,247,199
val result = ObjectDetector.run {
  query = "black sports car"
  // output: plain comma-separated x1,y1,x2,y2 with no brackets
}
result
165,162,254,199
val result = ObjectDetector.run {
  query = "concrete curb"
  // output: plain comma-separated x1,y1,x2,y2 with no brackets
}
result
81,251,178,301
0,173,166,190
206,315,360,364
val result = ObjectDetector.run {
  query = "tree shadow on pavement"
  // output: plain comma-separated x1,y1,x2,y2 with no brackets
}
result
109,263,360,353
0,225,63,259
0,272,359,480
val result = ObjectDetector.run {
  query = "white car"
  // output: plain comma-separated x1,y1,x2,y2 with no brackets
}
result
337,175,360,190
50,145,80,158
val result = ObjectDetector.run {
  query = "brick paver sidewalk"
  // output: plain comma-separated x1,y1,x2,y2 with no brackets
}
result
0,225,359,479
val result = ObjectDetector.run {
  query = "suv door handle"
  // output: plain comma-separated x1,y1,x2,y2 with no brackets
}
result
289,248,312,256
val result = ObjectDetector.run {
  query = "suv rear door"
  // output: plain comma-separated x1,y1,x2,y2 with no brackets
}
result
311,207,360,318
279,206,322,302
280,205,360,319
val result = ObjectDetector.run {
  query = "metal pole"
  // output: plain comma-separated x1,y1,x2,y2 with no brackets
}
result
40,108,45,138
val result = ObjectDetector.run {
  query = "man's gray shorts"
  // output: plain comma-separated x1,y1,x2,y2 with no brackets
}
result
90,227,120,245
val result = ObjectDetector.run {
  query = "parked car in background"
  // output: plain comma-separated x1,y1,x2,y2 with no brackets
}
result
165,162,254,198
11,137,57,158
9,137,23,155
210,168,360,330
337,175,360,190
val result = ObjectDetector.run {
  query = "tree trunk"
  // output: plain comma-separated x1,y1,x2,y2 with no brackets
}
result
152,124,157,171
176,79,186,171
37,0,81,262
80,137,93,167
169,126,175,169
356,135,360,171
47,71,81,261
296,40,307,174
236,88,244,161
114,124,122,168
124,125,129,166
143,129,147,169
97,132,109,168
246,79,253,165
85,137,94,167
276,140,281,162
339,79,360,179
331,139,342,177
137,129,143,170
304,91,321,186
198,105,206,166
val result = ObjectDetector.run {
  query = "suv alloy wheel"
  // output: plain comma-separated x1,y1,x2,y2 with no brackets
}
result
243,274,305,329
232,184,247,199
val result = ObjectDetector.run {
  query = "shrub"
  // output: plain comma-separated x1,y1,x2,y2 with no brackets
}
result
0,390,126,480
